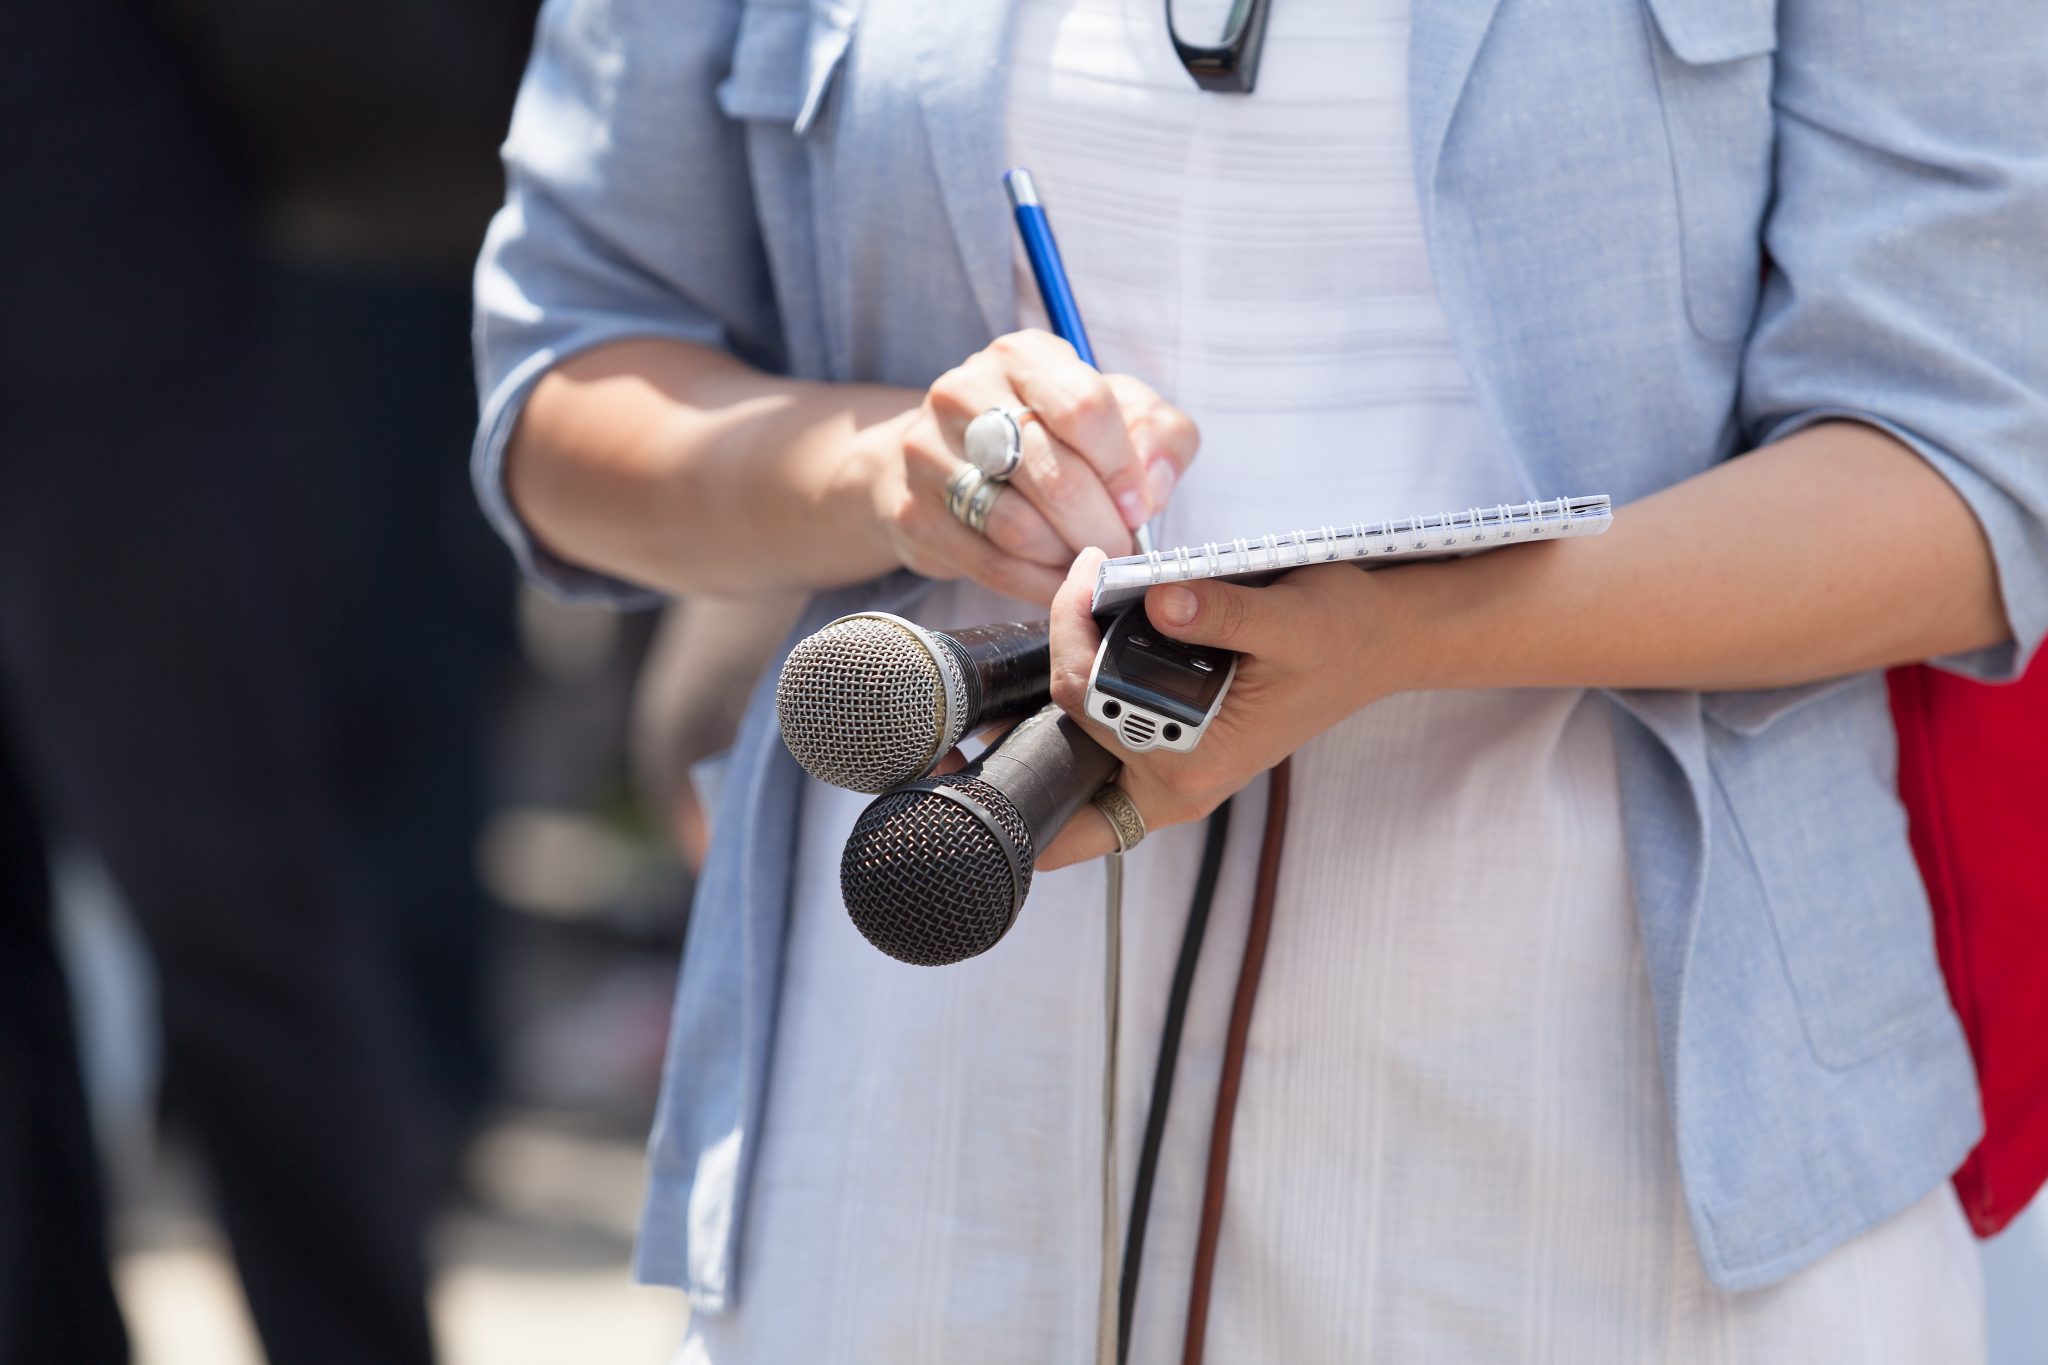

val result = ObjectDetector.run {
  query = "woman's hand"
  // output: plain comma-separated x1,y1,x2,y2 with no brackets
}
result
1038,549,1414,869
509,333,1192,600
857,329,1198,606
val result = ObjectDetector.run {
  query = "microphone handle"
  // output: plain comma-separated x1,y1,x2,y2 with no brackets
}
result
976,702,1122,848
944,621,1053,721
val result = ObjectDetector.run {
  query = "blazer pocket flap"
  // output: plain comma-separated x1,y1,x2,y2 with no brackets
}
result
1644,0,1777,64
1700,675,1861,737
717,0,855,133
1708,674,1954,1069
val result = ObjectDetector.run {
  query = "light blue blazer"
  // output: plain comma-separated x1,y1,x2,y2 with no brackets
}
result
473,0,2048,1306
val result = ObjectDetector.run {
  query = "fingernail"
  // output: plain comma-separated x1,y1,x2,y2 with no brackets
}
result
1116,489,1148,529
1145,459,1178,510
1155,586,1196,626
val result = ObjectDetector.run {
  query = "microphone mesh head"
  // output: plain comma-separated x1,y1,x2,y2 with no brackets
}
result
777,616,950,794
840,776,1035,966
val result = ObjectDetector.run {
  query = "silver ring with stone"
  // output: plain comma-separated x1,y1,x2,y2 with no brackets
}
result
964,406,1033,482
1090,785,1147,854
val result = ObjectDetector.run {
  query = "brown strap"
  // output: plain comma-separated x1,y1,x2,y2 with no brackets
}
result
1181,759,1291,1365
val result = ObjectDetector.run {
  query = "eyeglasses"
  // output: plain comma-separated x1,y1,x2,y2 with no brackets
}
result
1166,0,1272,94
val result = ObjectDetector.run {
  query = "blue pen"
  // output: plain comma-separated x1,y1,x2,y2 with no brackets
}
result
1004,167,1154,553
1004,167,1098,366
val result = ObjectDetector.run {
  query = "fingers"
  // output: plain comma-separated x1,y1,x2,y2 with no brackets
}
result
927,349,1131,560
888,472,1067,604
1048,549,1109,720
996,332,1151,534
1013,423,1136,559
1035,766,1218,872
1102,371,1199,514
935,522,1066,605
1035,793,1124,869
1040,549,1201,871
1036,742,1243,870
901,410,1070,569
1041,552,1137,870
900,329,1201,605
978,483,1075,567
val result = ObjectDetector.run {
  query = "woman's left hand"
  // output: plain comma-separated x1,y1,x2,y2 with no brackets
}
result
1039,548,1413,869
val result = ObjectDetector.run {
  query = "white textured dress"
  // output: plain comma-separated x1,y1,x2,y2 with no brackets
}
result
677,0,1984,1359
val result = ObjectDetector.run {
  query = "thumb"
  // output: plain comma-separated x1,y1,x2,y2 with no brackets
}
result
1144,577,1281,653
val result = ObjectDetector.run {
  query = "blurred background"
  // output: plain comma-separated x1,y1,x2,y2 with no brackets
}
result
2,1,718,1360
2,3,2044,1364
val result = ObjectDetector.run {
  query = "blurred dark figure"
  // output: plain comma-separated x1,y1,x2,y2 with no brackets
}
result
0,0,531,1360
632,595,807,874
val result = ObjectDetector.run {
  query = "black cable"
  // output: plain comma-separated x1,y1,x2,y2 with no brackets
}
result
1117,798,1233,1363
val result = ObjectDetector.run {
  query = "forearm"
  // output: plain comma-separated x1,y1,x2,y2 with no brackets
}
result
1040,420,2014,866
1395,421,2010,695
506,338,919,596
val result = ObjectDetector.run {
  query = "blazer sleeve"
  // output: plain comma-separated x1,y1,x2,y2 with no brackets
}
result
471,0,778,605
1739,0,2048,680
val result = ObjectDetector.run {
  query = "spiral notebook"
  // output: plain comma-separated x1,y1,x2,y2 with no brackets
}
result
1091,494,1613,611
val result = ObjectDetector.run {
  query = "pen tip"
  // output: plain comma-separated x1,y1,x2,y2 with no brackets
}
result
1003,167,1040,207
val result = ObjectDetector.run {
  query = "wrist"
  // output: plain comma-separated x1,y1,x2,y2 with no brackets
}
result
837,408,920,570
1355,556,1479,699
1372,538,1588,696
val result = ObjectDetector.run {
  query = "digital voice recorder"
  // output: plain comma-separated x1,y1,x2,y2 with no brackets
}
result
1083,603,1237,753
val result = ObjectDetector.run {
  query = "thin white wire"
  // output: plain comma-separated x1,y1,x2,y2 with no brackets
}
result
1097,851,1124,1365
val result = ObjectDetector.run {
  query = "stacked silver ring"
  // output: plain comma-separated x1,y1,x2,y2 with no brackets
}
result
946,465,1007,536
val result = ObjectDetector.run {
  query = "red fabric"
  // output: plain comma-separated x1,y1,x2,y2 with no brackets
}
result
1889,659,2048,1236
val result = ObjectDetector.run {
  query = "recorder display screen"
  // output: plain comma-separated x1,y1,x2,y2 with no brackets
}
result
1118,642,1228,710
1099,610,1233,726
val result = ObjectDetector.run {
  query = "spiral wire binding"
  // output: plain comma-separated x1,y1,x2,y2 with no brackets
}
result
1093,495,1612,610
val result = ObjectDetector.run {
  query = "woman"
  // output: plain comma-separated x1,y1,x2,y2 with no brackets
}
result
474,0,2047,1358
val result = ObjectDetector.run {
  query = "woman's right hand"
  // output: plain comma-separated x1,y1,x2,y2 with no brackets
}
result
854,328,1199,605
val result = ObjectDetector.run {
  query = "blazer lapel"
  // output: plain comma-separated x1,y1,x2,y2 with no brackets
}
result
912,2,1021,340
1407,0,1508,223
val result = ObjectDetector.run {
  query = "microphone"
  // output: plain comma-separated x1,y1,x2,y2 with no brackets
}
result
840,701,1120,965
776,612,1051,794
